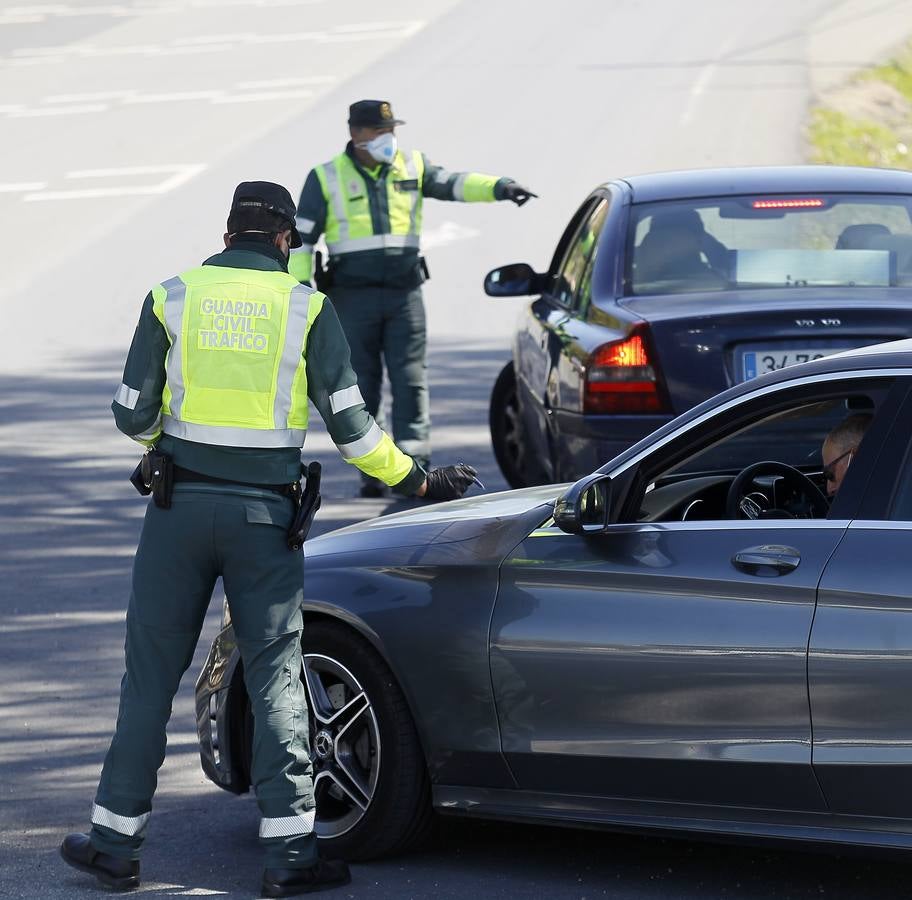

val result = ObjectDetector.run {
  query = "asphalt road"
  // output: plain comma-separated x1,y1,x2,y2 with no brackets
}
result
4,1,912,897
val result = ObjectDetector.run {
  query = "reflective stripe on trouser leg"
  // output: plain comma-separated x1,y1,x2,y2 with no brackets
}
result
260,809,316,839
91,804,150,836
384,287,430,466
91,498,219,861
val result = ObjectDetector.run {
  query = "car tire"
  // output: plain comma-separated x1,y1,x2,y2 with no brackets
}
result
490,361,540,489
299,621,433,861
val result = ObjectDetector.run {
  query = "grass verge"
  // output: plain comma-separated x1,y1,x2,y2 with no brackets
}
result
808,42,912,169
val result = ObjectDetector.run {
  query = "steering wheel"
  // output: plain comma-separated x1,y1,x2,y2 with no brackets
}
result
725,461,829,520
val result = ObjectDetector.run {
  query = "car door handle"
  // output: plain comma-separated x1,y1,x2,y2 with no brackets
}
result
731,544,800,576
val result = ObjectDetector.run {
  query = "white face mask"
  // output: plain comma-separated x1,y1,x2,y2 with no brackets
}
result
359,132,397,165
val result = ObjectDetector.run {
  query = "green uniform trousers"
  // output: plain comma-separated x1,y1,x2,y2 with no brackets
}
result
89,485,317,869
330,285,430,475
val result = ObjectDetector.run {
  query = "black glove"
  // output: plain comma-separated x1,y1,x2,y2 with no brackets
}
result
423,464,479,502
502,183,538,206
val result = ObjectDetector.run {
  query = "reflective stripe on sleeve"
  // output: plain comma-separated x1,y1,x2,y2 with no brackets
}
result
259,810,315,839
91,803,150,837
335,421,382,459
452,173,468,201
327,234,419,255
160,276,187,418
321,162,349,241
295,216,316,234
329,384,364,414
133,414,162,442
273,284,314,429
113,383,140,410
162,415,305,448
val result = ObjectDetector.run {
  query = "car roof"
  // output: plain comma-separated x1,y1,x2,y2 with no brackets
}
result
617,165,912,203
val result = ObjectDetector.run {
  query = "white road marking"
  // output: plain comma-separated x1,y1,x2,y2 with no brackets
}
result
421,221,482,249
10,103,108,117
4,77,338,117
679,37,737,126
173,32,255,45
8,56,65,66
6,21,425,64
0,182,47,193
45,90,136,103
680,63,716,126
0,14,44,24
124,90,222,103
23,163,206,202
212,88,315,103
0,0,322,22
237,75,335,89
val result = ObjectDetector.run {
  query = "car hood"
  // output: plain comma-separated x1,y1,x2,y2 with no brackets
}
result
306,484,566,558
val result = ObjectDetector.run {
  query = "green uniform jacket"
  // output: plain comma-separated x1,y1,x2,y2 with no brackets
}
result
292,142,513,288
112,240,425,493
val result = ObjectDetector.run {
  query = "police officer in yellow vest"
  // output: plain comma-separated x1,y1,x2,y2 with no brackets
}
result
59,182,478,897
291,100,536,496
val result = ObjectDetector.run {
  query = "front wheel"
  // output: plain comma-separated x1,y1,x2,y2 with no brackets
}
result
490,361,538,489
301,622,432,860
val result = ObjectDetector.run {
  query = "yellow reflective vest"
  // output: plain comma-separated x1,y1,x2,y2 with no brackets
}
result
151,265,323,448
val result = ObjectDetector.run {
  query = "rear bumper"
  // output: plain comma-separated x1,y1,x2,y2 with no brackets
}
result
554,410,673,479
195,624,249,794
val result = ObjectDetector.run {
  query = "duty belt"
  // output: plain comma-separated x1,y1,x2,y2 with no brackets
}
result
172,465,296,497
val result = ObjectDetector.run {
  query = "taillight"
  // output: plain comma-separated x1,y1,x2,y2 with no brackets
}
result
584,330,666,414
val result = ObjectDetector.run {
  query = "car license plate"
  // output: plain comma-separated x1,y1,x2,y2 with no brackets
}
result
741,348,844,381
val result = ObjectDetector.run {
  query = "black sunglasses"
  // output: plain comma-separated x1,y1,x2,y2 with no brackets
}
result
823,448,854,483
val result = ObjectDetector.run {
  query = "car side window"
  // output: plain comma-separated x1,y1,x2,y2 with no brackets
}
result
574,201,611,315
889,444,912,519
618,381,891,524
552,199,608,308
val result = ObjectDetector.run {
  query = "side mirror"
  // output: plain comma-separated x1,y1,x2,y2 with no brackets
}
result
553,473,612,535
484,262,543,297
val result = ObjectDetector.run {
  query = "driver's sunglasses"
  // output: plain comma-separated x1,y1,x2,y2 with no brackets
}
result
823,448,855,483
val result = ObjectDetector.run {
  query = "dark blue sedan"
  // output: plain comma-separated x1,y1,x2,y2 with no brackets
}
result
487,165,912,487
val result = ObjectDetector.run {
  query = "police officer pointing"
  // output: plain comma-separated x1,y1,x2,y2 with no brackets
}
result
291,100,536,496
59,182,478,896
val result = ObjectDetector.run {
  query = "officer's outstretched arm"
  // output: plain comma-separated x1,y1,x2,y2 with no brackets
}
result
421,153,516,204
112,292,167,446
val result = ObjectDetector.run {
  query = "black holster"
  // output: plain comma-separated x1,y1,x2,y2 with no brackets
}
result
314,250,334,293
287,461,322,551
129,449,174,509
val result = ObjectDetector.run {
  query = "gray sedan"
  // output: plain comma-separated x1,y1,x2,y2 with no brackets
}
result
197,338,912,861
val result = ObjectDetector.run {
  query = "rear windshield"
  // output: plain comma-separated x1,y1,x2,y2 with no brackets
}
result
627,193,912,296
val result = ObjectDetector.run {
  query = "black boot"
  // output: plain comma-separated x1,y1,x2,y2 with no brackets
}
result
60,833,140,891
261,860,351,896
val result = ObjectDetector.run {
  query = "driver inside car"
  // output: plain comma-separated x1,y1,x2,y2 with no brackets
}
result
822,413,872,498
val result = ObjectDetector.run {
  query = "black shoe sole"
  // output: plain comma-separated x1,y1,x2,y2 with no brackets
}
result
60,845,140,891
261,870,352,897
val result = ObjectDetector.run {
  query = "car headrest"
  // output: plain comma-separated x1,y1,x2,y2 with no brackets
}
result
835,223,891,250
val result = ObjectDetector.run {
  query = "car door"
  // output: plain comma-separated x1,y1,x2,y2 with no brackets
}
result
490,374,900,813
515,195,607,483
809,379,912,817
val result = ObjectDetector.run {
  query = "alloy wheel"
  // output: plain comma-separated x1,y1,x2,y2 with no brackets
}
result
303,653,381,839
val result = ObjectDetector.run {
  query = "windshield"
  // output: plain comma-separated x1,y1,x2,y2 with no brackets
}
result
627,193,912,295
